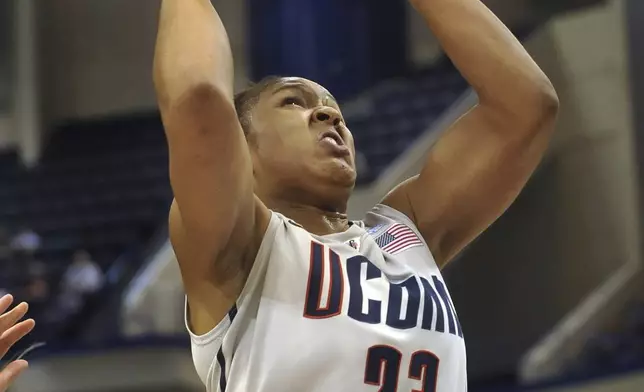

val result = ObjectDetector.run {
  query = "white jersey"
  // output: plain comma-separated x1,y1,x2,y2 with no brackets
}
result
186,204,467,392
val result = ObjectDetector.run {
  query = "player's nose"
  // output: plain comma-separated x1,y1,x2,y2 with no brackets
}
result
311,107,342,127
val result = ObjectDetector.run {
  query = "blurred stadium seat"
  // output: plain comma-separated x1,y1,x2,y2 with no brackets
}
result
349,62,468,183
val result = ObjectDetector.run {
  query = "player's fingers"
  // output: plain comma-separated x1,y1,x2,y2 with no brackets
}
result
0,360,28,392
0,295,14,317
0,303,28,335
0,320,35,359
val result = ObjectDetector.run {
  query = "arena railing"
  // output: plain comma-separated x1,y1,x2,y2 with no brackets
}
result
121,238,185,336
519,260,642,383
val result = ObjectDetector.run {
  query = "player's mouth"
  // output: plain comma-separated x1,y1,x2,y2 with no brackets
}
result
318,130,350,156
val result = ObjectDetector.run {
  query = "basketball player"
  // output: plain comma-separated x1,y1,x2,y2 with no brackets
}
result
154,0,558,390
0,294,35,390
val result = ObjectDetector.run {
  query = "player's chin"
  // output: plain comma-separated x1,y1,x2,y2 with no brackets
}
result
320,157,357,186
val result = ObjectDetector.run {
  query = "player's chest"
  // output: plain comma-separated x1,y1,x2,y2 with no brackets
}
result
262,236,463,339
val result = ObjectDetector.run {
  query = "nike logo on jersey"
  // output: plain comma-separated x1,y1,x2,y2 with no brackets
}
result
302,241,463,338
346,239,360,250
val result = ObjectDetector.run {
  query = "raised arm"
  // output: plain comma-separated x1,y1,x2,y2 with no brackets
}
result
154,0,266,332
383,0,559,267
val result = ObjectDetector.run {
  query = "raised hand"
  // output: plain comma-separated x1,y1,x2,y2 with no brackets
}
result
0,294,35,391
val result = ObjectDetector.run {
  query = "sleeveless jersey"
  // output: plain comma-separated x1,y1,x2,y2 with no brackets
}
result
186,204,467,392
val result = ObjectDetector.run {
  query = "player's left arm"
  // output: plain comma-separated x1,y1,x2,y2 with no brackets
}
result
382,0,559,268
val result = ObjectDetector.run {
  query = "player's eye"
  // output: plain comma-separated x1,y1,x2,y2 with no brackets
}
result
281,96,305,108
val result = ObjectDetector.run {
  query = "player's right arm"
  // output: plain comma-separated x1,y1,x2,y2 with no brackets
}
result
154,0,268,334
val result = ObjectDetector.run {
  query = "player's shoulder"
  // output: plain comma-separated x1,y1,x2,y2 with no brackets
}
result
363,204,420,232
285,217,304,229
267,210,304,232
264,210,313,244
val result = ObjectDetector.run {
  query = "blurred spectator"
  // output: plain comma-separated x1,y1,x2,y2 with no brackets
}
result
18,259,50,331
25,260,49,300
9,226,41,280
10,226,41,258
57,250,104,316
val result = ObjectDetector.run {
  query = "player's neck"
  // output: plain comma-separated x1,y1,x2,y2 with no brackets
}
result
269,200,351,236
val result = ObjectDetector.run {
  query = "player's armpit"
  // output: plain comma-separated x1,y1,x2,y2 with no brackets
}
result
170,195,271,335
383,96,558,268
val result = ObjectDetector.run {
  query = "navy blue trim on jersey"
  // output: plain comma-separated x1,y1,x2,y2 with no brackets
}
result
217,304,238,392
216,350,227,391
228,304,238,321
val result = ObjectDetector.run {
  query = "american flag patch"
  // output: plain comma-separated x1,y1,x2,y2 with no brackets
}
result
374,223,423,254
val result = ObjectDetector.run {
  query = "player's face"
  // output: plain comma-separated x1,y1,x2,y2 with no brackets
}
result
248,77,357,203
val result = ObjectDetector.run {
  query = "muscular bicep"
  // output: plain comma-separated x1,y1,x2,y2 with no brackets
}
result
163,87,257,274
383,102,557,267
154,0,259,273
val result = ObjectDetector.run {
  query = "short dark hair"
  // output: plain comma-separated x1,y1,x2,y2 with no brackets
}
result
234,76,284,136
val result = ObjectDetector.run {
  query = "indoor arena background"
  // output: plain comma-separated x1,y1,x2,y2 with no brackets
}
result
0,0,643,391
